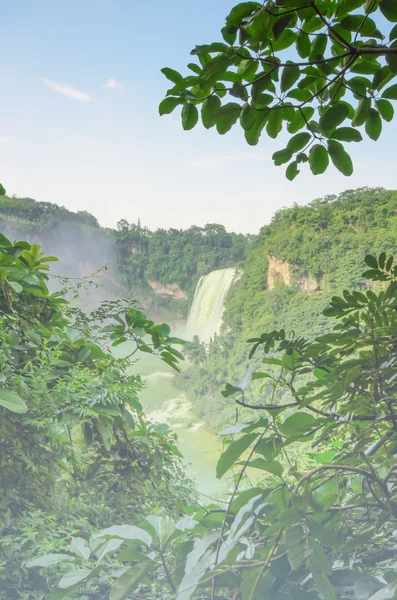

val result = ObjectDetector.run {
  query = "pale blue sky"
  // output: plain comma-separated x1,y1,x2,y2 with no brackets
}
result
0,0,396,233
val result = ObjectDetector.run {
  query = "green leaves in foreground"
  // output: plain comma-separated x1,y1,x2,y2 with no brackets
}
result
182,104,198,130
0,388,27,414
159,0,397,178
309,144,329,175
110,562,154,600
328,140,353,176
216,432,258,479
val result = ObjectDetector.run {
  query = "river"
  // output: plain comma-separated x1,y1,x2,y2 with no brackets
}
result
121,267,240,496
136,357,227,496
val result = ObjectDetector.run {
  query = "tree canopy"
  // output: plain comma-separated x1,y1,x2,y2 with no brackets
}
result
160,0,397,179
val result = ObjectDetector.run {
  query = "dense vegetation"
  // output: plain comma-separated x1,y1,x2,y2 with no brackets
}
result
116,220,247,298
177,187,397,428
160,0,397,179
4,187,397,598
0,196,247,317
30,251,397,600
4,0,397,596
0,229,192,598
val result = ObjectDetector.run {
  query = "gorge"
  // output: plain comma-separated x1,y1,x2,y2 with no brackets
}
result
3,187,397,598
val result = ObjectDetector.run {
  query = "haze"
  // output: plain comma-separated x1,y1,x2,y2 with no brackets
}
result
1,0,396,233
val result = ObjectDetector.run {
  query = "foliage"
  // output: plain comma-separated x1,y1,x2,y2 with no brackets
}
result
0,232,192,598
177,187,397,428
116,220,247,300
160,0,397,178
0,196,247,318
42,252,397,599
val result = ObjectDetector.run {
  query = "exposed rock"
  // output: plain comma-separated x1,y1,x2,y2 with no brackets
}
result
147,280,188,300
296,274,324,293
268,255,323,293
267,256,291,290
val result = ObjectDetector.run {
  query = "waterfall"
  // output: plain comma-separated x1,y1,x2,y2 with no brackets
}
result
184,267,237,342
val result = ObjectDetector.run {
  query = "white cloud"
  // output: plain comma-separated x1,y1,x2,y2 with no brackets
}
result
40,78,93,102
190,153,270,169
101,77,124,91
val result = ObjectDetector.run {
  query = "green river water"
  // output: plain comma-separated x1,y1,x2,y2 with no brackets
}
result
117,267,243,497
132,355,227,497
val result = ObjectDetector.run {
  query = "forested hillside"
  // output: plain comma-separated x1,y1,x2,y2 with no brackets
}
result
177,187,397,427
0,196,247,318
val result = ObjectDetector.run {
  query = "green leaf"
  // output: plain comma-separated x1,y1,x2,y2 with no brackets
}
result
386,52,397,74
297,32,311,58
279,412,317,437
201,95,221,129
70,537,91,561
266,109,283,139
255,437,282,459
320,104,349,132
95,525,152,547
240,104,257,131
310,33,327,58
352,98,370,126
373,65,394,91
247,458,284,476
390,24,397,41
273,13,296,39
147,515,176,551
182,104,199,131
84,343,107,360
365,108,382,140
328,140,353,176
226,2,261,27
287,132,311,152
376,99,394,121
110,563,154,600
230,82,248,100
215,102,242,134
340,14,376,35
287,107,314,133
380,0,397,21
221,383,241,398
216,433,259,479
201,56,232,82
382,83,397,99
8,280,23,293
330,127,362,142
251,71,275,101
159,97,183,116
273,29,297,51
280,64,300,93
365,254,378,268
272,148,293,165
245,110,269,145
309,144,329,175
58,569,91,589
96,539,124,563
0,184,6,196
26,554,75,568
286,161,299,180
161,68,184,85
312,571,338,600
282,349,300,370
0,388,27,414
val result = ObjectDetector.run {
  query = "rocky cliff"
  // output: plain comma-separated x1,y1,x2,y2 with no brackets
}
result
267,255,323,293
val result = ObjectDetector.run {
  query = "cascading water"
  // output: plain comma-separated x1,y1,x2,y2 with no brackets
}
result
123,267,238,495
184,267,237,342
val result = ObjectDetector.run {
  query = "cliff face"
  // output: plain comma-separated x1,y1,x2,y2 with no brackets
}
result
147,281,188,301
267,255,323,293
267,256,291,289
